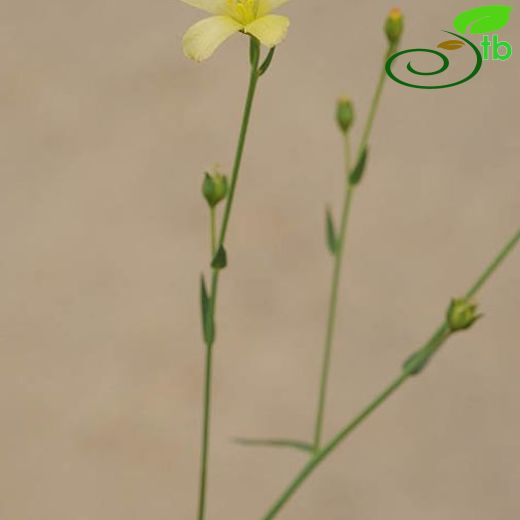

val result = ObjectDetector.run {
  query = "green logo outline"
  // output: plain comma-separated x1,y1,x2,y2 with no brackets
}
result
385,31,483,90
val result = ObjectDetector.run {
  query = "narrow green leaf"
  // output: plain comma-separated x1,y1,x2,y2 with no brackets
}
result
453,5,512,34
211,245,227,269
402,324,451,376
349,147,369,185
325,207,338,255
200,275,214,346
234,437,314,453
402,349,431,376
258,47,276,76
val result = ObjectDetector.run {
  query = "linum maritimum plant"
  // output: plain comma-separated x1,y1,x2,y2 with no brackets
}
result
177,3,520,519
179,1,291,519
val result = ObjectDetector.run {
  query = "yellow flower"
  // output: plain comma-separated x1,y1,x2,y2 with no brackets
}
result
180,0,290,62
388,7,402,22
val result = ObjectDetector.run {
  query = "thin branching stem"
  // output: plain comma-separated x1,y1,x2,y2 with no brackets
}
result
261,229,519,519
313,45,392,451
313,134,353,449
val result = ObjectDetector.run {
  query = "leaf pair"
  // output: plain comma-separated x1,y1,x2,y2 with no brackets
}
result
437,6,512,54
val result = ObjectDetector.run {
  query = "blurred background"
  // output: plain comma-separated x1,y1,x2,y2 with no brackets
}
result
1,0,519,518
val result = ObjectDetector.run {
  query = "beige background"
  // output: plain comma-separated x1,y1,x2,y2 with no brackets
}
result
1,0,519,519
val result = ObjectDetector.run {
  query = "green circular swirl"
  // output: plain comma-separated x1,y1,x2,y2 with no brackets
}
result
406,51,449,76
385,31,483,89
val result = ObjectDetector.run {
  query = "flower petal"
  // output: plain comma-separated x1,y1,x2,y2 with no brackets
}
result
179,0,227,15
257,0,290,17
244,14,290,47
183,15,243,62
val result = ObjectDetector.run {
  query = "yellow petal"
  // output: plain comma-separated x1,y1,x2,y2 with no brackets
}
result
244,14,290,47
179,0,227,14
183,15,243,62
257,0,290,16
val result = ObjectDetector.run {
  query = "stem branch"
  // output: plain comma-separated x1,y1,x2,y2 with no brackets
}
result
312,45,392,451
313,135,353,450
261,229,519,519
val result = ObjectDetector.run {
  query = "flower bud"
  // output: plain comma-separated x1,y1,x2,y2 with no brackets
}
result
385,7,404,45
446,298,481,332
202,172,228,207
336,96,354,134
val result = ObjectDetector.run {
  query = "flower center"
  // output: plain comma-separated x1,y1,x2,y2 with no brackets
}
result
226,0,258,25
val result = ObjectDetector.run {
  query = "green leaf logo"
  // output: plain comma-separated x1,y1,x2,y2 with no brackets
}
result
453,5,512,34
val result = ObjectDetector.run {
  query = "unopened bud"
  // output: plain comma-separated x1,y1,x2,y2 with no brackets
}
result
336,97,354,134
202,171,228,207
447,298,481,332
385,7,404,45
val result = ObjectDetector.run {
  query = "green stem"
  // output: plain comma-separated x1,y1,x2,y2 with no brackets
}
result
217,47,260,249
208,39,261,317
312,45,392,451
197,39,261,520
263,373,409,520
358,44,394,155
465,230,520,299
210,207,217,256
197,343,213,520
313,134,353,450
260,229,519,519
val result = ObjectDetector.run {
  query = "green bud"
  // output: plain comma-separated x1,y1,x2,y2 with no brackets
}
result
385,7,404,45
446,298,481,332
336,96,354,134
202,172,228,207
